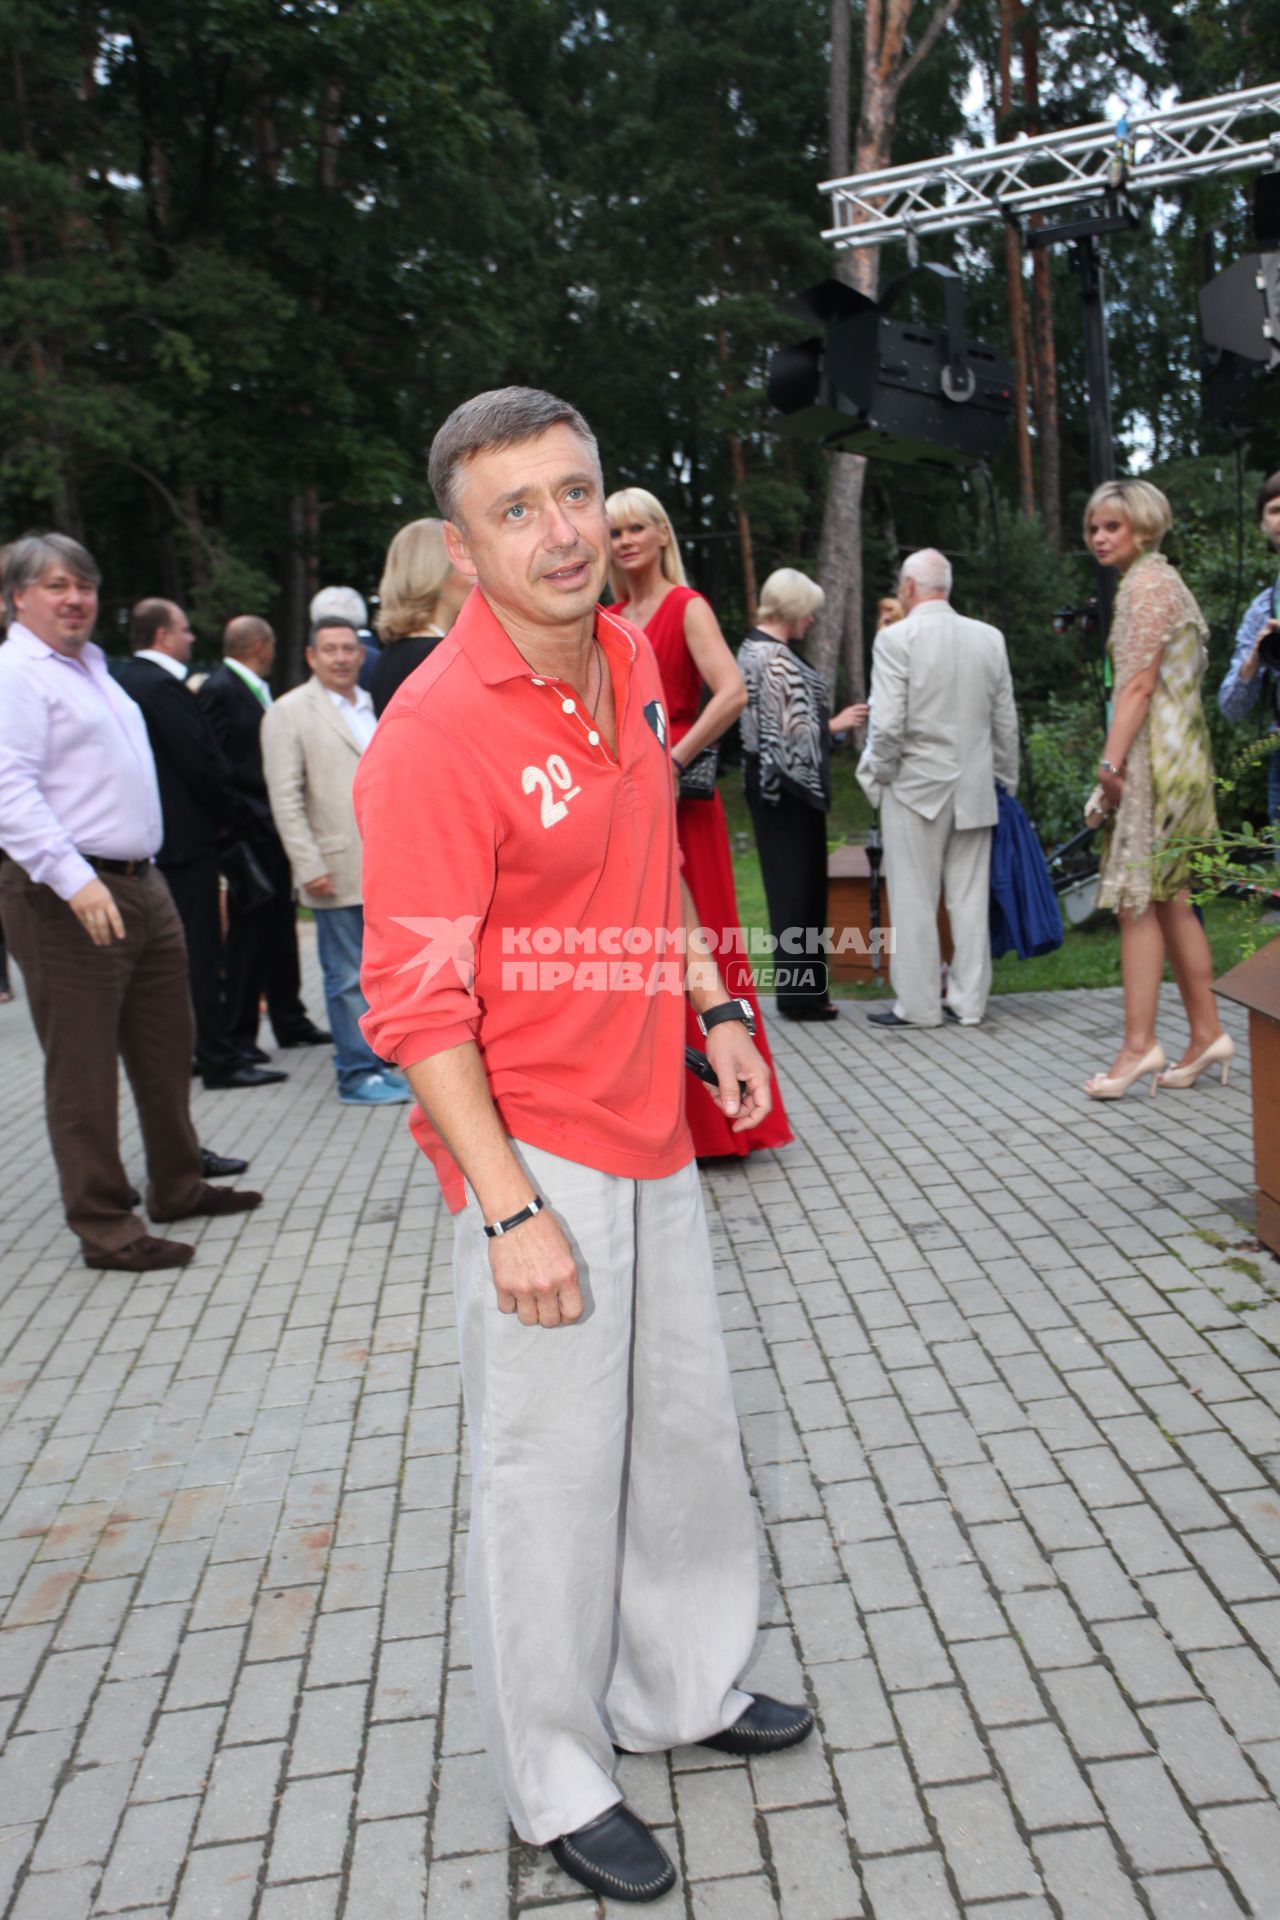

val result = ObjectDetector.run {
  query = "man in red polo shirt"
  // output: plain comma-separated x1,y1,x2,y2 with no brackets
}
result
355,388,813,1902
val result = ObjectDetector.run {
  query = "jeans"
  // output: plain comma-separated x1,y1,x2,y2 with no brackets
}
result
313,905,383,1092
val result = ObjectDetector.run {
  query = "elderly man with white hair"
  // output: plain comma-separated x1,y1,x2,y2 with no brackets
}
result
858,547,1020,1028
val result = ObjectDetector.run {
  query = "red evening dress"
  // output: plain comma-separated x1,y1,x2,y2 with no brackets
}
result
616,585,793,1158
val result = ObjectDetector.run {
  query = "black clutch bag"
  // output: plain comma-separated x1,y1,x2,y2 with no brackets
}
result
220,841,275,912
677,744,720,801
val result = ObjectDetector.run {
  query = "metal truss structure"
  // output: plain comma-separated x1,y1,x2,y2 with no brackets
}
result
820,81,1280,252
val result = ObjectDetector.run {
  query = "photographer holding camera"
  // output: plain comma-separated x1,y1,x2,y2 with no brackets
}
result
1218,470,1280,849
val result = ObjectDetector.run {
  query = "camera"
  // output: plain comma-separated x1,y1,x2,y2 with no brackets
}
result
1052,599,1099,638
1259,621,1280,673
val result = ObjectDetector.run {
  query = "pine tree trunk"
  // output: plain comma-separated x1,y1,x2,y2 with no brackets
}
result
1020,5,1063,546
998,0,1034,518
811,0,958,699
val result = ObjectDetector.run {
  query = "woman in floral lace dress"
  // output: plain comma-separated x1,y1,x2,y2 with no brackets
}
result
1084,479,1231,1098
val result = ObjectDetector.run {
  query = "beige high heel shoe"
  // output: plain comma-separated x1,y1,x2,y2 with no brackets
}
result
1156,1033,1235,1089
1084,1043,1165,1100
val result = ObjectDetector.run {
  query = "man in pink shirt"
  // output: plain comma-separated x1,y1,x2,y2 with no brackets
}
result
355,389,813,1903
0,533,261,1269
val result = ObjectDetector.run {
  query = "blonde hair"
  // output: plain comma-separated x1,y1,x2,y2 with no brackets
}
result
877,595,904,627
605,487,688,601
757,568,824,628
1083,479,1173,552
376,518,453,642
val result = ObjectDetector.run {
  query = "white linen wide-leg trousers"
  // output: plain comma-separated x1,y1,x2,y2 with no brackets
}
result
882,788,994,1026
452,1141,760,1846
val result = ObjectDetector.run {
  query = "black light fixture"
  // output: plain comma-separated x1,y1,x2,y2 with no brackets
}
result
1201,165,1280,428
767,264,1014,469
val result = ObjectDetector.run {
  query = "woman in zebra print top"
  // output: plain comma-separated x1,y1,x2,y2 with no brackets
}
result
740,569,867,1021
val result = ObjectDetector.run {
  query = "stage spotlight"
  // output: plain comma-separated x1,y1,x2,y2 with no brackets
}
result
767,265,1013,469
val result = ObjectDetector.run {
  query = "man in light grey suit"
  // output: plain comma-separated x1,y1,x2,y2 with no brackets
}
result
262,617,412,1107
857,549,1020,1029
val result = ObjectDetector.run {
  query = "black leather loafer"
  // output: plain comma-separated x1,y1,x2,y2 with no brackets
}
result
548,1804,676,1904
201,1149,250,1179
866,1008,913,1028
700,1694,814,1756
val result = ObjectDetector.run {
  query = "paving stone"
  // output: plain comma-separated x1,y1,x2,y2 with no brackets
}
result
8,1864,101,1920
31,1761,135,1871
765,1803,863,1920
952,1638,1044,1727
172,1839,264,1920
1095,1620,1198,1706
1043,1665,1147,1760
424,1849,509,1918
675,1764,764,1881
893,1687,987,1786
96,1796,199,1910
1199,1801,1280,1915
927,1779,1041,1902
267,1772,355,1883
1088,1756,1210,1871
691,1875,784,1919
196,1740,285,1842
132,1706,222,1802
857,1850,958,1920
1033,1827,1146,1919
1140,1867,1257,1919
257,1882,341,1920
991,1720,1099,1828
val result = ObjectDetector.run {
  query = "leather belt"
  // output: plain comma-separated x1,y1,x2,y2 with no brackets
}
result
83,855,151,878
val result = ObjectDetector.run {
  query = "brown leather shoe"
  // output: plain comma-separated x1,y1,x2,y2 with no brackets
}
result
85,1235,195,1272
150,1183,263,1223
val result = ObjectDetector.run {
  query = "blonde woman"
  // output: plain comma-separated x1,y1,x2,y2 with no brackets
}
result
369,518,471,717
876,594,904,630
1084,479,1230,1097
740,568,867,1020
607,486,792,1157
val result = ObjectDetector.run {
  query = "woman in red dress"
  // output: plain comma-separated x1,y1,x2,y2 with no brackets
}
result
606,486,793,1158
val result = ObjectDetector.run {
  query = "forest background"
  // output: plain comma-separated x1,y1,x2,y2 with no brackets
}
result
2,0,1277,843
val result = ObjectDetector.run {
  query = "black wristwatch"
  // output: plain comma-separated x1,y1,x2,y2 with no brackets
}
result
483,1196,544,1239
696,997,756,1039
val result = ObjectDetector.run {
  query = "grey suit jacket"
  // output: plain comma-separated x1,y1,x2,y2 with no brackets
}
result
261,678,367,906
857,602,1020,828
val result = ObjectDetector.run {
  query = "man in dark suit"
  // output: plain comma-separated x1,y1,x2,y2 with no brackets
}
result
199,616,329,1056
118,599,286,1092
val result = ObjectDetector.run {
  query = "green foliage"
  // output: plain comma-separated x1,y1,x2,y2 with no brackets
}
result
1024,696,1105,847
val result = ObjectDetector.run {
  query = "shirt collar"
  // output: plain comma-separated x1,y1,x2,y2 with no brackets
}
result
5,619,107,669
225,656,269,696
135,648,188,681
322,681,373,711
457,589,636,687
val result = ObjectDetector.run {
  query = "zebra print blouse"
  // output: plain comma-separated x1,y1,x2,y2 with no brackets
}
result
739,630,831,813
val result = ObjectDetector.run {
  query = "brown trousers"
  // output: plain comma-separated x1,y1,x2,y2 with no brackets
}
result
0,863,205,1257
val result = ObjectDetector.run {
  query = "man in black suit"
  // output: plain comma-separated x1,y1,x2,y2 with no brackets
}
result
199,616,329,1056
119,600,286,1092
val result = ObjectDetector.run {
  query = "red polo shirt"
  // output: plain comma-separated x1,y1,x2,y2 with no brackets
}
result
353,589,693,1211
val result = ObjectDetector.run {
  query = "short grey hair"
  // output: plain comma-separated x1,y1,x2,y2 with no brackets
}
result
428,386,600,524
309,615,361,648
899,548,952,597
310,585,367,629
2,531,101,622
756,567,825,628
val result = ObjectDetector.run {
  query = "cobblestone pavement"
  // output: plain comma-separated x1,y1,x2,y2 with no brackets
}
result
2,947,1279,1919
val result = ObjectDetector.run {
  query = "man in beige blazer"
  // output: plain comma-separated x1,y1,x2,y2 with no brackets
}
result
262,618,411,1106
857,549,1020,1028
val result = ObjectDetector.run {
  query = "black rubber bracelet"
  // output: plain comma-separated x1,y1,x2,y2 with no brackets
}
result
483,1196,544,1239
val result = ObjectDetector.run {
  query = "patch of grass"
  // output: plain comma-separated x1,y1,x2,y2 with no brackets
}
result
1223,1256,1265,1286
718,762,1278,1000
